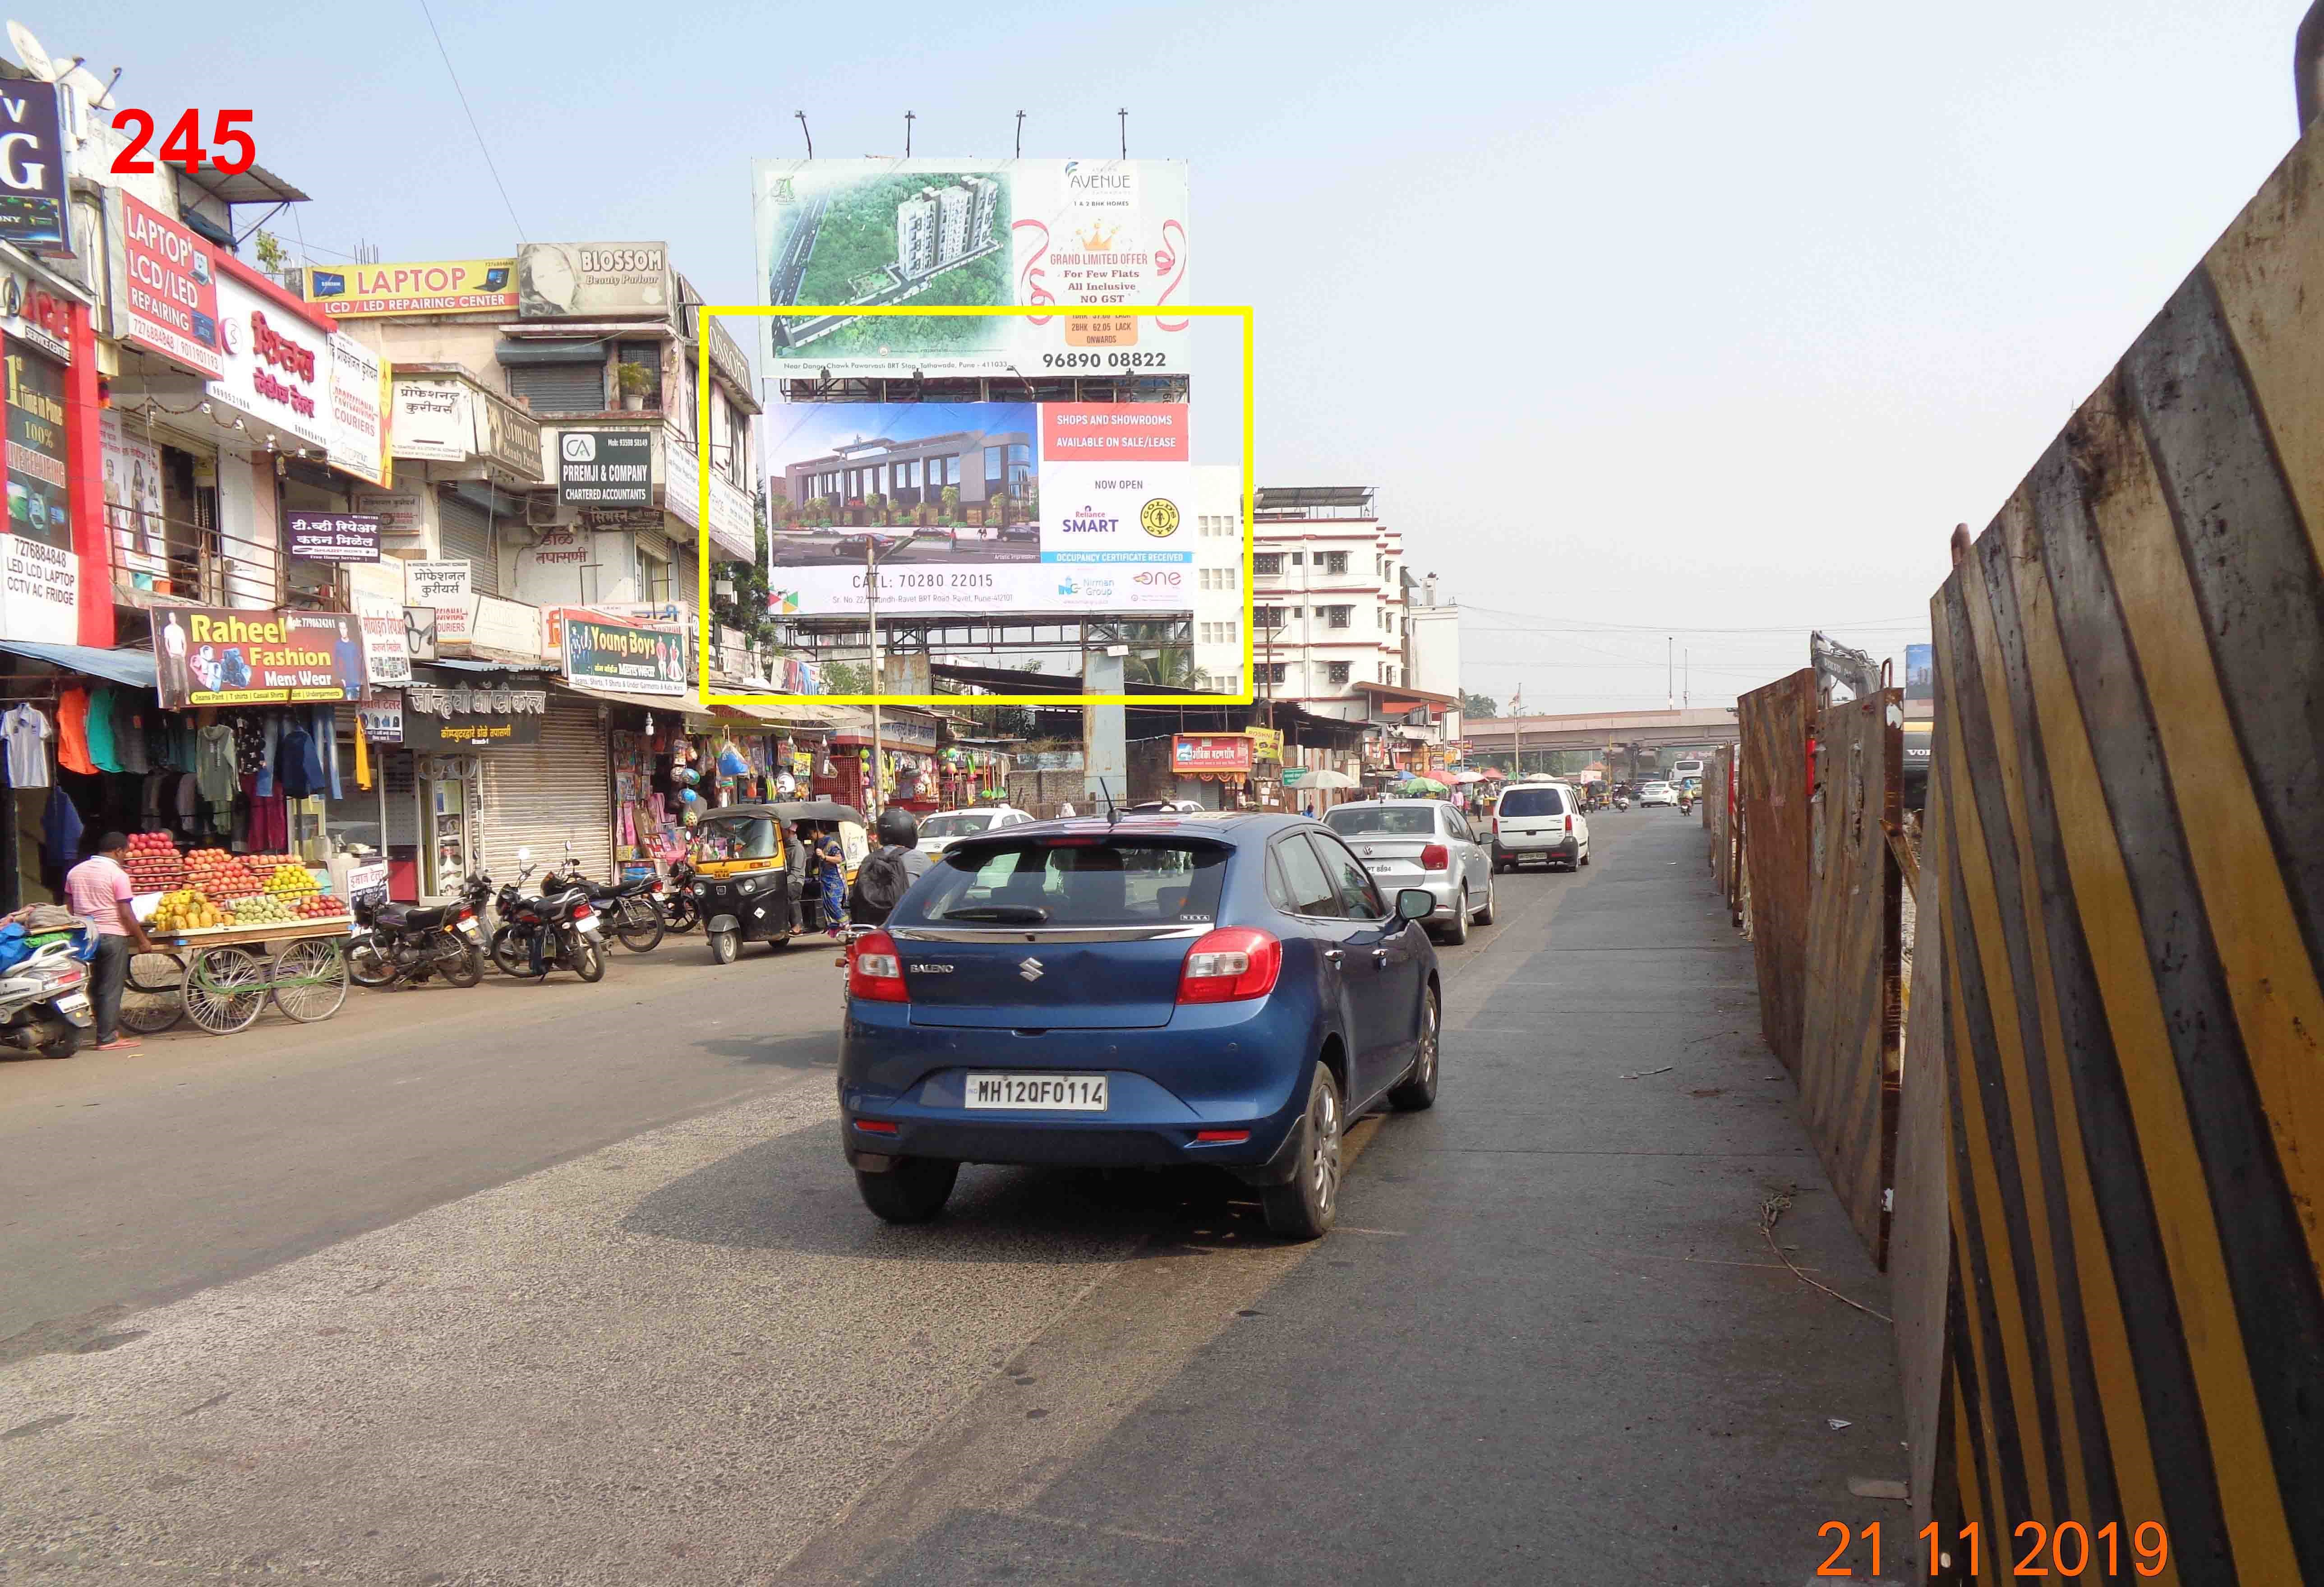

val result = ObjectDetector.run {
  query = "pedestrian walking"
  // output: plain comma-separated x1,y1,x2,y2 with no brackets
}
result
816,826,848,938
65,831,160,1052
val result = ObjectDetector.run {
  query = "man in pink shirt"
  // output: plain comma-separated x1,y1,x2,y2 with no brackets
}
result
65,832,159,1051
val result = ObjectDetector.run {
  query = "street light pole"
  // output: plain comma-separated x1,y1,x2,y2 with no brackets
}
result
866,535,882,816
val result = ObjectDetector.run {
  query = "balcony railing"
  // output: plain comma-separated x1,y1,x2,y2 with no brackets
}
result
104,504,302,611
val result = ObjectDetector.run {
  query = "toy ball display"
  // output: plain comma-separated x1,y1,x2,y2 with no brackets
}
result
671,766,699,789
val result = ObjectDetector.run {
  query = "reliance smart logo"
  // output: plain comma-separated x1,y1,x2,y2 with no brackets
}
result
1060,505,1119,535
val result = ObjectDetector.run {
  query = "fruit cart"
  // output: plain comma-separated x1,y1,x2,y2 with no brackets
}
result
120,853,354,1035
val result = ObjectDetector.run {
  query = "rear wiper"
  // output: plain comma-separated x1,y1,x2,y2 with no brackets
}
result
942,904,1050,923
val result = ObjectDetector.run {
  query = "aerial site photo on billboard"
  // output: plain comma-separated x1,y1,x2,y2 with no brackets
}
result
751,158,1193,378
761,400,1194,618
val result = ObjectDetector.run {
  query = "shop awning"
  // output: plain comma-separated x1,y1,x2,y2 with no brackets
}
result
0,641,159,689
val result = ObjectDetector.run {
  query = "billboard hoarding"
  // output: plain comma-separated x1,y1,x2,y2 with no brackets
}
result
517,243,670,318
1904,642,1934,703
302,260,517,318
153,609,365,709
752,160,1191,378
762,400,1190,617
0,82,68,253
116,192,221,378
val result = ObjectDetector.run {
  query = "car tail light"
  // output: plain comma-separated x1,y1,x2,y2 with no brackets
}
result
848,930,910,1001
1420,843,1449,872
1563,815,1573,834
1192,1129,1251,1144
1178,927,1282,1003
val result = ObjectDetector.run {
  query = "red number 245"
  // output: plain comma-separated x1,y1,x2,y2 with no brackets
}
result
111,110,256,177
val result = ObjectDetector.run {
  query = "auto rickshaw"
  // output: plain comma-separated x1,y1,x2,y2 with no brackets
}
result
688,801,868,962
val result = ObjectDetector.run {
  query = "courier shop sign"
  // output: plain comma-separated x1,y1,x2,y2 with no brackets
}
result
558,429,651,506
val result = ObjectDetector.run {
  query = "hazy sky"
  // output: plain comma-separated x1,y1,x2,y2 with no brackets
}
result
45,0,2308,708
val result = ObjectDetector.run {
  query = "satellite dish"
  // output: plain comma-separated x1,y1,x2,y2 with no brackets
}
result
6,20,54,80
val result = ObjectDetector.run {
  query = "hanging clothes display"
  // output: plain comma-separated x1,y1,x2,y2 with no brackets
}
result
83,688,121,774
2,705,51,790
55,689,94,775
276,717,323,798
114,695,151,775
41,782,81,871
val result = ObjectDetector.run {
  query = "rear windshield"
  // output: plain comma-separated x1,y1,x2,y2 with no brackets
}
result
919,812,991,838
1324,805,1437,836
1497,787,1566,818
896,839,1228,927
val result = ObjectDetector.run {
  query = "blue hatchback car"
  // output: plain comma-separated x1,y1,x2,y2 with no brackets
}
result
837,813,1444,1239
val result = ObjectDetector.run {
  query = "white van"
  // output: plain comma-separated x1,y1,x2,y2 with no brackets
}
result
1491,781,1591,872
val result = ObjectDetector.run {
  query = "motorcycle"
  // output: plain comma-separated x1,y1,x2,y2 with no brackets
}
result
1613,795,1630,812
659,859,702,935
541,847,666,953
348,889,487,989
487,855,606,983
0,936,92,1058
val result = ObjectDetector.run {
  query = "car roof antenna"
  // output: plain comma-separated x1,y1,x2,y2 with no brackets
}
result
1098,778,1120,826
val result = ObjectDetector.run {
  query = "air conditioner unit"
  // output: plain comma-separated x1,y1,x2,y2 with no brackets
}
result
525,492,561,528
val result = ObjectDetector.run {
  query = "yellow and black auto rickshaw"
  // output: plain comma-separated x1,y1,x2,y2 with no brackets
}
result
688,801,868,962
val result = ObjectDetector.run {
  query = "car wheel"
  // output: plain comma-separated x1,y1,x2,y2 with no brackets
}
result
1473,876,1495,926
1440,892,1470,945
1581,845,1592,867
1388,987,1440,1111
1262,1064,1343,1240
856,1156,959,1224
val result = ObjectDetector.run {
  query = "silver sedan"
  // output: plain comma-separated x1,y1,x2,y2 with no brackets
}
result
1320,798,1495,946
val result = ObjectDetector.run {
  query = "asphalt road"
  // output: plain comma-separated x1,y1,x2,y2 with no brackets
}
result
0,812,1905,1585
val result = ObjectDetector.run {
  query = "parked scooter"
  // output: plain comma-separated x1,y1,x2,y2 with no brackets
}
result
348,889,487,989
659,859,701,935
0,936,92,1058
541,845,666,953
487,853,606,982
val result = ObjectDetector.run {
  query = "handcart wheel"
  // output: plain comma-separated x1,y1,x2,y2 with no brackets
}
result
120,950,188,1034
270,937,350,1023
184,946,267,1034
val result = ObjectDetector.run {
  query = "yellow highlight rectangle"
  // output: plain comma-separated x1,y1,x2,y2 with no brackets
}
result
694,304,1254,709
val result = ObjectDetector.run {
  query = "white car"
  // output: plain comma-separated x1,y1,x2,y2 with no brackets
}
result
1638,781,1679,809
914,806,1033,858
1491,781,1591,871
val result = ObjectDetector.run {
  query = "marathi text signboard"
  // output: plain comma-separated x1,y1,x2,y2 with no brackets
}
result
562,614,685,696
1172,734,1252,775
752,160,1192,379
207,269,331,451
153,608,366,708
558,429,651,505
301,259,517,318
327,336,391,486
402,682,545,748
117,192,221,378
762,400,1190,617
0,83,68,253
344,560,411,688
391,378,471,461
287,510,380,562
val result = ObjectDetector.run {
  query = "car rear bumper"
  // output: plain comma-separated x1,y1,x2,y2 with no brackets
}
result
1495,836,1577,863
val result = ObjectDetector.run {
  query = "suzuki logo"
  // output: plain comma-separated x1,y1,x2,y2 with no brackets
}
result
1019,956,1045,982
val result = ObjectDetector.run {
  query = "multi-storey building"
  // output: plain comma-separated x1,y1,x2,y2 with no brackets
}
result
1189,465,1245,692
1248,485,1407,712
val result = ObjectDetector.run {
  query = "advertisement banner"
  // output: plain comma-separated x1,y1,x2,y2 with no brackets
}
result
343,560,411,688
563,614,686,696
0,83,68,253
117,192,221,378
391,378,471,461
558,428,651,505
301,259,516,318
206,272,332,451
5,333,69,548
752,160,1190,378
152,609,366,708
1172,734,1252,776
287,511,380,562
0,532,75,642
327,336,390,485
763,400,1190,616
517,243,670,318
353,489,427,549
98,412,167,574
403,558,471,609
403,681,545,749
1904,642,1934,703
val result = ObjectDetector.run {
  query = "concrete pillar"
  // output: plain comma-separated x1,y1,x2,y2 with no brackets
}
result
1083,650,1125,811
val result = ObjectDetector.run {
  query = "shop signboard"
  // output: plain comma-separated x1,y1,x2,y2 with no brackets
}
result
115,191,222,378
152,608,366,709
1172,734,1252,776
516,242,670,318
403,558,471,609
0,263,74,360
327,336,391,486
403,681,545,748
762,400,1191,618
563,613,685,696
0,532,75,642
557,428,651,506
752,160,1191,378
441,594,540,662
475,392,543,479
663,432,756,560
343,560,411,687
353,488,429,550
5,332,69,549
98,412,167,575
344,857,391,910
206,270,331,451
1246,727,1283,761
391,378,472,461
301,259,517,318
288,510,380,563
403,605,438,661
0,82,67,253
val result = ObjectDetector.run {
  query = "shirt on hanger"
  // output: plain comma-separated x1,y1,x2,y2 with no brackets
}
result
83,687,121,773
3,704,52,788
55,689,94,775
195,723,239,807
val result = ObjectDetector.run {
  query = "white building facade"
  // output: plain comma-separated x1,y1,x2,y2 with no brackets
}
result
1249,486,1407,717
1190,464,1245,693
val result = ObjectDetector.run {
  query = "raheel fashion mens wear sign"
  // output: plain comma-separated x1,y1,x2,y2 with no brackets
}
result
154,609,367,708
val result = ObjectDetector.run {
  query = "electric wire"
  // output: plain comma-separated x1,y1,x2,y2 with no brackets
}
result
416,0,527,240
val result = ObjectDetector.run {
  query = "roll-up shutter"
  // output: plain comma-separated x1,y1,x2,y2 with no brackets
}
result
506,362,605,417
479,691,611,884
437,492,502,598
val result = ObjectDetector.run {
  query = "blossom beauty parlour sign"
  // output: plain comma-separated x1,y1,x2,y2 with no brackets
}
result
154,608,367,708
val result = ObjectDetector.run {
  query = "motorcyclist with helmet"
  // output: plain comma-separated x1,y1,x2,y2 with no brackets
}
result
848,807,933,927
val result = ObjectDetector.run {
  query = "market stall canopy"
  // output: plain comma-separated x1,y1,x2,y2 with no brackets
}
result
1299,768,1359,790
0,641,158,689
